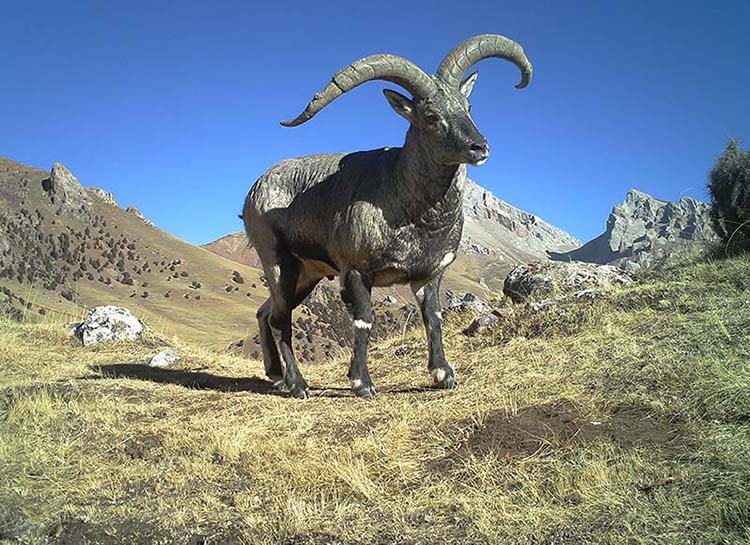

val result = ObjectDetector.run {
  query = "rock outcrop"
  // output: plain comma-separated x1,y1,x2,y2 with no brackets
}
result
552,189,718,272
87,187,119,207
74,306,144,346
126,205,155,227
445,290,489,314
504,261,633,304
42,162,90,218
149,348,180,368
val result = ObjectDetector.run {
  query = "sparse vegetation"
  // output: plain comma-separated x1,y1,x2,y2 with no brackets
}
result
1,254,749,544
0,158,267,348
708,139,750,253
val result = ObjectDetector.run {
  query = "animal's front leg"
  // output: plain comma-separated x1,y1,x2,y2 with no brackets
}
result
412,274,457,389
341,270,376,398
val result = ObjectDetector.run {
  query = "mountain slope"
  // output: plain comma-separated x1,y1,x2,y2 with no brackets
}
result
460,178,580,259
552,189,718,271
0,157,265,348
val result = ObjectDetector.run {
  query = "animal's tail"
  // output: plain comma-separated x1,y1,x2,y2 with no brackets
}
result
240,182,259,248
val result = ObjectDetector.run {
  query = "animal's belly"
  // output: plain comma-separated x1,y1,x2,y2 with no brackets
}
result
289,239,339,278
297,257,338,279
371,249,457,287
371,268,409,287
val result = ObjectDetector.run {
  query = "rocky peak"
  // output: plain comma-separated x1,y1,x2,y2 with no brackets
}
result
42,162,90,218
553,189,718,272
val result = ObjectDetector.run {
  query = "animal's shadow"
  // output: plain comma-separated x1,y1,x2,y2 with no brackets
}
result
86,364,435,398
87,364,280,395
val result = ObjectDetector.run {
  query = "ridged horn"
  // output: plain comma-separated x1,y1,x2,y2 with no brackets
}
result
281,54,436,127
437,34,532,90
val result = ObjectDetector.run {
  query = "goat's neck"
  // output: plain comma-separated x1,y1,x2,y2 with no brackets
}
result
391,129,463,224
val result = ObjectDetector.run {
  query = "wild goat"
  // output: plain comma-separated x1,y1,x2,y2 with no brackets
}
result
243,34,532,398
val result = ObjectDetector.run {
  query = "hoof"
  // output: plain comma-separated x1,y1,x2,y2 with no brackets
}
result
273,376,310,399
272,378,289,393
289,384,310,400
351,379,376,398
431,367,458,390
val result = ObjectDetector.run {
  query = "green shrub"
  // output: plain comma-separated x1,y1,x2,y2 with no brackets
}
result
708,139,750,253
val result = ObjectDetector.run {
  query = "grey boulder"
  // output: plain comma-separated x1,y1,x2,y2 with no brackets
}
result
504,261,633,304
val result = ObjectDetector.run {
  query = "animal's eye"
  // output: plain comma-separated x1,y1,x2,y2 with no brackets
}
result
425,114,439,125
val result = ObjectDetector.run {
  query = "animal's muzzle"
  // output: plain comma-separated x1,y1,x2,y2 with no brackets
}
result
467,140,490,166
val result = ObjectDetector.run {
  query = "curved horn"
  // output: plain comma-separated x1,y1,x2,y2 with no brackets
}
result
281,54,436,127
437,34,532,90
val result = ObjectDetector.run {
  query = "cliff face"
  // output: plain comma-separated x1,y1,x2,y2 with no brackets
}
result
461,178,581,260
553,189,718,271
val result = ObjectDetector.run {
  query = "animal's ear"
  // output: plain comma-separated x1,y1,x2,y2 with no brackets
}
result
460,71,479,98
383,89,415,122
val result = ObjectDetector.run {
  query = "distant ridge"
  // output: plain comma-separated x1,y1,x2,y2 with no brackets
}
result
551,189,718,271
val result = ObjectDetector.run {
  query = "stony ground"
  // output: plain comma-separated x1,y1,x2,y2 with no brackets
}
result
1,254,749,544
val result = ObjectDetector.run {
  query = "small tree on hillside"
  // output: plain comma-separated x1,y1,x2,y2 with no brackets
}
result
708,139,750,253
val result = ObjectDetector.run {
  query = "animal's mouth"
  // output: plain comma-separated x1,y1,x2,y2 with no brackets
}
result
468,151,490,166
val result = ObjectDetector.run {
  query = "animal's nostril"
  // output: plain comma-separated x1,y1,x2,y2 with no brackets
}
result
470,142,487,152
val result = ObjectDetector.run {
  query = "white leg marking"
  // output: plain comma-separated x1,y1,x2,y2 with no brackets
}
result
439,252,456,269
351,379,363,389
435,311,443,320
413,285,426,304
270,264,281,283
353,319,372,330
432,368,447,383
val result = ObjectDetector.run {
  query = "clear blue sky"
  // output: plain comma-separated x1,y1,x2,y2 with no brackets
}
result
2,1,748,244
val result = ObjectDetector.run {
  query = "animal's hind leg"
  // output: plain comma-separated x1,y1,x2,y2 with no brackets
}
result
264,255,316,399
256,271,320,393
256,298,284,386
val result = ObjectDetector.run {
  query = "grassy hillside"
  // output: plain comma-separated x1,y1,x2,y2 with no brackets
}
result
1,254,749,544
0,157,266,349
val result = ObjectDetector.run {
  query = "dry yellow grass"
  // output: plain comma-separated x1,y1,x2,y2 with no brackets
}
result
1,254,750,544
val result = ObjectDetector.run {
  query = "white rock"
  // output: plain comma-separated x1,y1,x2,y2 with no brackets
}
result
149,348,180,368
77,306,144,346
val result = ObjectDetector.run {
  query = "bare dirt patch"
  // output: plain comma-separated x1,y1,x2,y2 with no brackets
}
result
48,517,167,545
437,401,683,467
467,401,592,458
